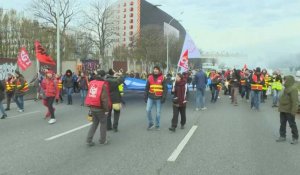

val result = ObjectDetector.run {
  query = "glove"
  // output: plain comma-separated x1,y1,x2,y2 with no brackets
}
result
161,98,166,104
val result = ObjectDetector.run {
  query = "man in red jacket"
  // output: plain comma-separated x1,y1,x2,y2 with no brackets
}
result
41,70,59,124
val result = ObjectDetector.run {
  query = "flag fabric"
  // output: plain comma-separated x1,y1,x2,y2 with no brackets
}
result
180,33,201,59
17,47,32,71
35,41,56,65
177,49,189,73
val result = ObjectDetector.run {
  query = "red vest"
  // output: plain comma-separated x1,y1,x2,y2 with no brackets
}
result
251,74,264,91
43,79,57,97
148,75,164,97
85,80,112,109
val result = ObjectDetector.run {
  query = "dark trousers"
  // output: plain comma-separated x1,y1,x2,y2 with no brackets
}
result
172,106,186,128
46,97,55,119
107,109,121,129
6,92,14,109
87,110,107,144
280,112,299,139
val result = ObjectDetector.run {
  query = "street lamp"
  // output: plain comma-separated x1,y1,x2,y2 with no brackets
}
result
56,0,61,74
166,12,183,73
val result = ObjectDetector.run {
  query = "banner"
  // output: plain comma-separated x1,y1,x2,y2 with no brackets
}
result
178,49,189,73
180,33,201,59
35,40,56,65
17,47,32,71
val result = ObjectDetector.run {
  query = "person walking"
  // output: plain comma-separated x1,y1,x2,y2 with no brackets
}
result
5,73,15,111
78,72,89,106
193,67,208,111
144,66,168,130
169,73,188,132
230,69,241,106
271,72,283,107
276,75,299,144
41,70,59,124
0,80,7,119
250,67,265,111
106,69,124,132
63,70,75,105
86,70,111,146
55,74,64,104
13,71,29,112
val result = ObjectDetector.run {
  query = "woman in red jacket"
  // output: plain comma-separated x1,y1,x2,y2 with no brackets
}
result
41,70,59,124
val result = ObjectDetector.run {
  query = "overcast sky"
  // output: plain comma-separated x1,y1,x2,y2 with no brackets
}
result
2,0,300,68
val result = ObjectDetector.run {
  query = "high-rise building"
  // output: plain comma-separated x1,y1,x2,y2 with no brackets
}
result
112,0,186,48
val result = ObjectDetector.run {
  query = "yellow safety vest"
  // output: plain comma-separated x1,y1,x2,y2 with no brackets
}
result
271,81,282,91
118,83,124,96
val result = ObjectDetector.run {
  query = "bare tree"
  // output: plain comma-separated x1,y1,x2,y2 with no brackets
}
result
30,0,79,34
82,0,116,67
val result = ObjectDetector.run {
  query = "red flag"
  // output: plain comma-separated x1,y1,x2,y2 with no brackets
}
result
178,49,189,72
17,47,32,71
35,41,56,65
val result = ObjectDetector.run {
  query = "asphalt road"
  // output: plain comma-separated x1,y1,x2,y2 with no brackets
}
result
0,90,300,175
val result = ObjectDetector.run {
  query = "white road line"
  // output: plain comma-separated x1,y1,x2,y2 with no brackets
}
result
8,111,41,119
45,123,92,141
167,125,198,162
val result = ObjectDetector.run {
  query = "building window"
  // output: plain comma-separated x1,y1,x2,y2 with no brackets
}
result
130,31,133,35
123,3,126,6
123,44,126,47
123,38,126,41
123,14,126,18
124,26,126,30
130,13,134,17
123,20,126,24
130,37,134,41
123,8,126,12
130,25,133,29
130,1,134,5
130,7,134,11
123,32,126,36
130,19,133,23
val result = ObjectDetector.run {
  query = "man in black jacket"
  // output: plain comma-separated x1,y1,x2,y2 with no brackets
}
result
0,80,7,119
144,66,168,130
106,69,124,132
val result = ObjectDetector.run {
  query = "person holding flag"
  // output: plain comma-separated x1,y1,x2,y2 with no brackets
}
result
169,73,189,132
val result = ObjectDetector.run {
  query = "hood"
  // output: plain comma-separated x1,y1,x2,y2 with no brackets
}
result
284,75,295,88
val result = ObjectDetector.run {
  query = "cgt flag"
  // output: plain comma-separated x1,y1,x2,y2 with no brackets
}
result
17,47,32,71
177,49,189,73
35,40,56,65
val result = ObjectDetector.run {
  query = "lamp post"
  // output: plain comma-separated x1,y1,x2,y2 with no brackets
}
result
166,12,183,74
56,0,61,74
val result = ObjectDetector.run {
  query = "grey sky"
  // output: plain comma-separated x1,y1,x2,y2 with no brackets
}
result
2,0,300,67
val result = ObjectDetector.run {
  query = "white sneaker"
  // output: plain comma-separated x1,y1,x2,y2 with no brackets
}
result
19,109,24,113
201,107,207,110
48,119,56,124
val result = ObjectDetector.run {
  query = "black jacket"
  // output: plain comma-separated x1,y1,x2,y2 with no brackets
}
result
0,81,5,101
106,75,124,103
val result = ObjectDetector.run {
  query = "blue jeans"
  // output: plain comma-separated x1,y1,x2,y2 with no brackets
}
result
251,91,261,110
272,89,280,105
0,100,6,116
80,89,88,105
196,88,205,108
211,85,219,103
146,98,162,127
14,95,24,110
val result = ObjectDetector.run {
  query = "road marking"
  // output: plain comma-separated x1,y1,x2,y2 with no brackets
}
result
167,125,198,162
8,111,41,119
45,123,92,141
